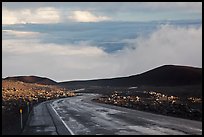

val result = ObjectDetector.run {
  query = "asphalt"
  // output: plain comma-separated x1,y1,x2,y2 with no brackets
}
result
22,93,202,135
22,101,58,135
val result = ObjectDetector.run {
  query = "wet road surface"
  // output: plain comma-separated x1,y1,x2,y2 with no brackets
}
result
23,94,202,135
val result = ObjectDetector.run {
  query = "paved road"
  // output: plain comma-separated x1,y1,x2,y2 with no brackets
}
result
23,94,202,135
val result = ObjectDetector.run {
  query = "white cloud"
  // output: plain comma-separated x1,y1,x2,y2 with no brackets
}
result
2,2,201,24
2,8,19,25
2,30,41,37
69,10,110,22
2,25,202,81
2,39,106,56
2,39,112,81
114,25,202,75
2,8,110,25
2,7,60,25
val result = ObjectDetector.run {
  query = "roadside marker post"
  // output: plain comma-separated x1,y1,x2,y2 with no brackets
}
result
20,108,23,129
27,102,29,113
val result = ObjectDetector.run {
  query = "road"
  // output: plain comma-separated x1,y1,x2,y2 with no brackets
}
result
22,93,202,135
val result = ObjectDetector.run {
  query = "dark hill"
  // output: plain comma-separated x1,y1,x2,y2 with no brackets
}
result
4,76,57,85
59,65,202,88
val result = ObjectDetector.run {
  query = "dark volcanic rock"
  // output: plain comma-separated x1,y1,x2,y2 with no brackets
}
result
59,65,202,88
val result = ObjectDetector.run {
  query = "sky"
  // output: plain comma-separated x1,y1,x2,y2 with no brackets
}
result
2,2,202,82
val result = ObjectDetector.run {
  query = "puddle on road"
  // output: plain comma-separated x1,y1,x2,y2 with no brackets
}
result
44,126,56,132
96,109,108,112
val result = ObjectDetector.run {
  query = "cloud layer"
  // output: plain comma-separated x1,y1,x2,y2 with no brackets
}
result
2,7,60,24
2,2,202,81
2,24,202,81
2,2,202,24
69,11,110,22
2,7,110,24
2,30,40,37
115,25,202,75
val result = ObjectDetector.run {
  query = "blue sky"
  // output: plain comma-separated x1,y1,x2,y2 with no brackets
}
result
2,2,202,81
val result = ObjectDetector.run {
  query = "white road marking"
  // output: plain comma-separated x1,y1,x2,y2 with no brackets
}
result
49,94,202,135
50,104,75,135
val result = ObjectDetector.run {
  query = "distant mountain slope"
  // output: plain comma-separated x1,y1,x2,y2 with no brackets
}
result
3,65,202,87
134,65,202,86
3,76,57,85
59,65,202,88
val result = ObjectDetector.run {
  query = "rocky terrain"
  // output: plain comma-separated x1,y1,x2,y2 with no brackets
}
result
2,80,75,135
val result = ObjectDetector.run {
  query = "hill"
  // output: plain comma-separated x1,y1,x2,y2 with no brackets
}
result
3,76,57,85
58,65,202,88
3,65,202,88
